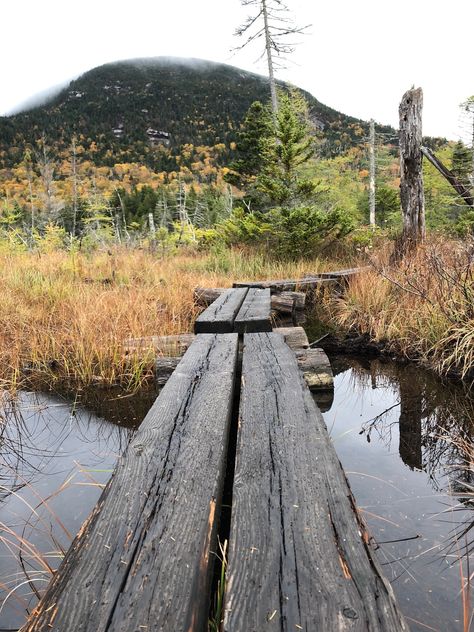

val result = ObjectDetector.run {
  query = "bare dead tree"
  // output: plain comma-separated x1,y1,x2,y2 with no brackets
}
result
35,135,64,223
421,145,474,207
234,0,310,115
398,87,425,256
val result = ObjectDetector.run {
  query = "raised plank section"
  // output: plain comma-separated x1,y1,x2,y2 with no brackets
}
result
234,288,272,333
195,287,248,333
25,333,239,632
224,332,407,632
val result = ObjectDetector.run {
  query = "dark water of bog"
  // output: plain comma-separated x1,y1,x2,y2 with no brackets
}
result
0,387,156,630
324,356,474,632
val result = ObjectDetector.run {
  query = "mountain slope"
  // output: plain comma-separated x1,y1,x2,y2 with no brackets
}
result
0,57,393,171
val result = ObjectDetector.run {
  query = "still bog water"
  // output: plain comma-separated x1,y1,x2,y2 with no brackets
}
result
0,360,473,631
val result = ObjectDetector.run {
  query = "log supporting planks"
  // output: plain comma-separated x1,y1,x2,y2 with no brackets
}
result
123,333,196,356
223,332,407,631
25,334,239,632
234,288,272,333
294,347,334,390
194,288,248,333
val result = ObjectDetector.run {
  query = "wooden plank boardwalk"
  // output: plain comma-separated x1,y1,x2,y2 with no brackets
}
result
25,279,407,632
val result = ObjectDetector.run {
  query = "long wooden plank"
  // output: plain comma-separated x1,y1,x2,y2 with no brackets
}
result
234,288,272,333
233,268,369,292
194,287,248,333
25,333,239,632
224,332,407,631
233,278,338,292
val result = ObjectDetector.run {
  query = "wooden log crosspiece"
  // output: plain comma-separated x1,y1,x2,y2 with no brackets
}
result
223,333,408,631
25,334,239,632
149,327,333,392
123,333,196,356
124,326,310,358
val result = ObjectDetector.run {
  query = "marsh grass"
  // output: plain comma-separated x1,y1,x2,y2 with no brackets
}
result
0,247,334,392
329,237,474,379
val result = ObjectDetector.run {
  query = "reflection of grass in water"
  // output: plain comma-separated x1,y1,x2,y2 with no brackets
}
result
0,391,123,627
331,358,474,630
0,461,107,624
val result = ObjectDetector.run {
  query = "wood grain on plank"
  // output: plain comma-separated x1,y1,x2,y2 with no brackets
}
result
194,288,248,333
234,288,272,333
224,332,407,632
25,333,239,632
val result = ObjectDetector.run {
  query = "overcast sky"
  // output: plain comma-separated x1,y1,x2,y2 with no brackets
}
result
1,0,472,140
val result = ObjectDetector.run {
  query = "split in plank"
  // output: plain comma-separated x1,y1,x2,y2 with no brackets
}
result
25,333,239,632
194,287,248,333
234,288,272,333
223,332,407,632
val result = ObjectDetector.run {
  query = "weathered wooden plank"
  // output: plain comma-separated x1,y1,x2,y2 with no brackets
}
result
25,333,239,632
224,332,407,632
194,288,248,333
234,288,272,333
233,268,369,292
305,267,370,279
233,278,338,292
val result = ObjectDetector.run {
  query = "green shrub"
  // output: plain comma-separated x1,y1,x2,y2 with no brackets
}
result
266,205,355,259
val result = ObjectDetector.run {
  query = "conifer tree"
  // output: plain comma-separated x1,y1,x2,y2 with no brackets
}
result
256,90,316,207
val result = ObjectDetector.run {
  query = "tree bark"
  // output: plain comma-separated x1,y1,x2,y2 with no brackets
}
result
399,88,425,254
262,0,279,116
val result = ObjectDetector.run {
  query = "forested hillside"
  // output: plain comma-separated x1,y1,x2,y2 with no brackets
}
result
0,57,393,171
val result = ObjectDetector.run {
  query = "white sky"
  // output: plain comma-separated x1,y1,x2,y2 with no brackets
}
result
1,0,472,140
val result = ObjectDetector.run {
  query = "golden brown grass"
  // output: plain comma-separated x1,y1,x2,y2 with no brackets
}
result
329,236,474,379
0,247,333,392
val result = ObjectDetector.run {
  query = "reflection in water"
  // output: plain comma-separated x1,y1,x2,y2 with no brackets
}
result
0,389,149,630
324,357,474,632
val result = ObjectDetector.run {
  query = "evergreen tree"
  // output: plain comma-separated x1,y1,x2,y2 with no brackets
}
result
257,90,316,207
225,101,273,190
451,140,472,187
